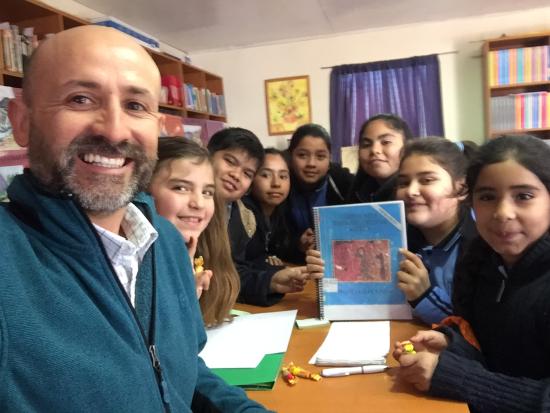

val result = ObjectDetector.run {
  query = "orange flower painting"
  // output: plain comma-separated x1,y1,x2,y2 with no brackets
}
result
265,76,311,135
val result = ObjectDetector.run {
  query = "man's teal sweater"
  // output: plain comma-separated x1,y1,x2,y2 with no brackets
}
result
0,173,268,413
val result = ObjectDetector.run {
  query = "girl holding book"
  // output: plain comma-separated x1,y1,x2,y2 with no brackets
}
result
394,135,550,412
148,137,239,327
287,123,354,260
306,137,478,325
347,113,413,203
396,137,478,325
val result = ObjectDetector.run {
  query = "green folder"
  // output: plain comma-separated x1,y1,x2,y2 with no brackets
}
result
211,352,284,390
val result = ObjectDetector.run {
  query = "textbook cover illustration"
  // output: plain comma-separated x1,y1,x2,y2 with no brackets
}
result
314,201,411,321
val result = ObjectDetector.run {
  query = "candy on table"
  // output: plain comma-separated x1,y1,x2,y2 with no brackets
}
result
287,362,322,381
281,366,297,385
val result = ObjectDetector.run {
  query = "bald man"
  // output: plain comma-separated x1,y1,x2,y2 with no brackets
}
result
2,26,270,412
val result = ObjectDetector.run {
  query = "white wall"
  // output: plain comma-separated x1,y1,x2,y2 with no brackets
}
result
192,8,550,148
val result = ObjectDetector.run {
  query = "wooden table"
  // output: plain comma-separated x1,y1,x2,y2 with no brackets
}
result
239,283,468,413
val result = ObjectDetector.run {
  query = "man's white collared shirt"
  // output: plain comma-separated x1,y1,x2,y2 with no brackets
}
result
94,203,158,306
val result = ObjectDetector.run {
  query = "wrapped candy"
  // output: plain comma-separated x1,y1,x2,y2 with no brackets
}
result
401,340,416,354
281,366,297,385
288,362,321,381
193,256,204,273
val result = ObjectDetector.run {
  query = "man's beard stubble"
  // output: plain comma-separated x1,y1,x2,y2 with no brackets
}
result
27,129,157,215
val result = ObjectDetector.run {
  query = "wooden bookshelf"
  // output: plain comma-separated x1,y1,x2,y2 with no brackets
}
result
0,0,227,122
483,31,550,140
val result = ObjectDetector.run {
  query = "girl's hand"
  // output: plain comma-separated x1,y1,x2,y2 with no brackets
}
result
270,266,308,294
393,330,449,361
397,249,431,301
305,249,324,279
195,270,213,298
397,351,440,392
299,228,315,252
393,330,447,392
266,255,284,266
186,236,198,260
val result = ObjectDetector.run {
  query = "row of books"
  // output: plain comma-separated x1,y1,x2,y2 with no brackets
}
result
488,45,550,87
205,89,226,117
490,91,550,131
183,83,225,116
0,23,39,74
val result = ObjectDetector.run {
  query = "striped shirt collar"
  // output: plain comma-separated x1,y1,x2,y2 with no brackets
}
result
94,203,158,262
93,203,158,305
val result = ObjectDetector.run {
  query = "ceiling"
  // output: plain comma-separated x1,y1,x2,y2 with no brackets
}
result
74,0,550,54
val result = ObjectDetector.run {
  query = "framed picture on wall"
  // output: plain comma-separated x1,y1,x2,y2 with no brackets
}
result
1,89,27,161
0,86,27,202
264,75,311,135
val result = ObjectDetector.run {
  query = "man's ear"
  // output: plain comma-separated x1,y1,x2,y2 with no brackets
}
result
8,98,30,148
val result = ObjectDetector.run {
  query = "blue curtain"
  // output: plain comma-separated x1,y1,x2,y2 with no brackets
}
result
329,54,444,162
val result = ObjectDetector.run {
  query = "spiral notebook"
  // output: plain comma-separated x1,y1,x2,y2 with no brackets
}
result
309,321,390,366
313,201,411,321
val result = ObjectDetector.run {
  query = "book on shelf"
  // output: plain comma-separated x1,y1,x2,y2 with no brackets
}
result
183,83,207,112
160,114,184,137
91,16,159,50
0,23,38,74
488,45,550,86
491,91,550,131
313,201,411,321
183,83,225,115
205,89,226,116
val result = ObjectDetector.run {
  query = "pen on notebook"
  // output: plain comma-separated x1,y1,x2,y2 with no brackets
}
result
321,365,388,377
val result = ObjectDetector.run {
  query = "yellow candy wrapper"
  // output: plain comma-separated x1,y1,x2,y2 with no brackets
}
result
194,256,204,273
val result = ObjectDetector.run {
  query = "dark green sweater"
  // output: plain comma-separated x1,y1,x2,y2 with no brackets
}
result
430,235,550,412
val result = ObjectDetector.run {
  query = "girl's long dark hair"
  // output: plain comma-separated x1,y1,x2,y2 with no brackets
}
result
252,148,294,259
348,113,413,201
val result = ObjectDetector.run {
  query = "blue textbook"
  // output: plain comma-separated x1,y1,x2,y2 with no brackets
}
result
313,201,411,321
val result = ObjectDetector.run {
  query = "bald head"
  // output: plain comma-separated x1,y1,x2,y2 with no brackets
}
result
23,25,161,107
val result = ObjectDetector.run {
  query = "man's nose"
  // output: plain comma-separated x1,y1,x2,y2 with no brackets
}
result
91,102,131,144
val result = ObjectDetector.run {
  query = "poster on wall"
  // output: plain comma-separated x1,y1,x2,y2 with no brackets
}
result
0,85,27,168
264,75,311,135
0,165,23,202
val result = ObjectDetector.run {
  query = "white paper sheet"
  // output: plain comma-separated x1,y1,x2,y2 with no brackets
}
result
200,309,297,369
309,321,390,366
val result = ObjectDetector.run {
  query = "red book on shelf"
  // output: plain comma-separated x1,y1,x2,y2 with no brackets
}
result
161,75,182,107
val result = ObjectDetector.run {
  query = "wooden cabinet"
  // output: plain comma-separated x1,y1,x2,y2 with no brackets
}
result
0,0,227,122
0,0,87,87
483,31,550,140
